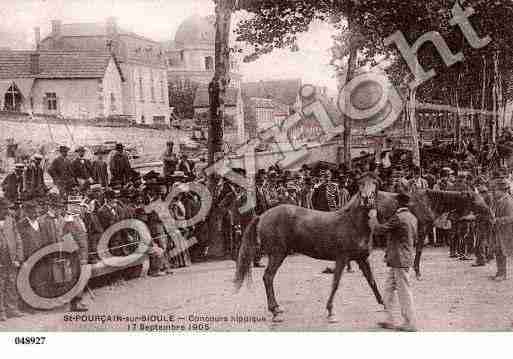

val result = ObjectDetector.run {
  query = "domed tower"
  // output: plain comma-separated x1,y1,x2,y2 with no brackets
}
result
165,14,242,87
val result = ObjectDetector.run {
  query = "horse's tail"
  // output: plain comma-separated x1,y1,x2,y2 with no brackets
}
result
234,215,260,291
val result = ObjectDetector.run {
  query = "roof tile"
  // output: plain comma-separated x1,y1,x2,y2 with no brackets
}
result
0,50,116,79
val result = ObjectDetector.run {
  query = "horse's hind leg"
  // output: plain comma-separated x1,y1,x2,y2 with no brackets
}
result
414,226,427,280
326,256,347,323
356,257,384,307
263,252,286,321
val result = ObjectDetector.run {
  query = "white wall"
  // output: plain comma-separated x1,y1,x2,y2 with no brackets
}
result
102,59,124,117
32,78,101,119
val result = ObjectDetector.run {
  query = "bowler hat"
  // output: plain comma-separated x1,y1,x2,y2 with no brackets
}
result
115,143,124,151
59,145,70,153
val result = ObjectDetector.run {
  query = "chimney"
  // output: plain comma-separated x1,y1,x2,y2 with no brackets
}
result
30,53,40,74
51,20,62,37
106,17,118,37
34,27,41,49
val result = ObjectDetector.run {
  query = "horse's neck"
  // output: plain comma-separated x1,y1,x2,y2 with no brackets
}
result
424,189,468,216
334,196,371,236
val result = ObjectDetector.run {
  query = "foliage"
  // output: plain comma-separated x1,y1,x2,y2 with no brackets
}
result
168,79,199,119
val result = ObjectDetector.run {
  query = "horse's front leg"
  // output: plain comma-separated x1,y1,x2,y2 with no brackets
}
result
326,256,347,323
356,256,384,307
414,226,427,280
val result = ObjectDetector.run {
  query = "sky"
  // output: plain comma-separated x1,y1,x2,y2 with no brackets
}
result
0,0,338,91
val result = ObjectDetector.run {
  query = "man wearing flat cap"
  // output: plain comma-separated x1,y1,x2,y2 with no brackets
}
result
109,143,132,186
369,192,418,332
489,176,513,281
72,146,94,190
1,163,25,203
48,145,76,197
0,197,24,321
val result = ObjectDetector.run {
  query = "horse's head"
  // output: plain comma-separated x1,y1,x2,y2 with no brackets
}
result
357,172,380,209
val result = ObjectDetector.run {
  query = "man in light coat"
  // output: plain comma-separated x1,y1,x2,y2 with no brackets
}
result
369,192,418,331
0,197,24,321
490,177,513,281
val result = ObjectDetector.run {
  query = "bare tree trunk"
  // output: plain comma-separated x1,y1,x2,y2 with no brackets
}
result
207,0,236,256
343,17,358,169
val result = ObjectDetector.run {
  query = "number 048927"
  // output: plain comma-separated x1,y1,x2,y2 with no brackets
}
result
14,336,46,345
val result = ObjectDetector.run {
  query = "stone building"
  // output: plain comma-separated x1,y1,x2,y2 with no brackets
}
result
0,50,123,119
164,15,242,88
164,15,245,143
37,17,169,124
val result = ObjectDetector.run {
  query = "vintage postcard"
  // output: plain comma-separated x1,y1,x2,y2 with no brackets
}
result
0,0,512,340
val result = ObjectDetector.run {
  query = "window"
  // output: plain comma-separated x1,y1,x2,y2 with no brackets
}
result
138,70,144,101
160,73,165,102
180,51,184,61
46,92,57,111
150,70,155,102
110,93,116,112
141,115,145,124
205,56,213,71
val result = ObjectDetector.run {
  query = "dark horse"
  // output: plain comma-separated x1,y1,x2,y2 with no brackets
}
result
378,189,492,280
234,173,382,322
234,176,492,322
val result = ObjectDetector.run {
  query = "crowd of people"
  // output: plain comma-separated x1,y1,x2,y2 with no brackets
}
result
0,140,205,321
2,134,513,327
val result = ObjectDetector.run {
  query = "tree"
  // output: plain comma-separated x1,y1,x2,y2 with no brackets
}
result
168,80,199,119
235,0,443,168
236,0,513,159
207,0,238,256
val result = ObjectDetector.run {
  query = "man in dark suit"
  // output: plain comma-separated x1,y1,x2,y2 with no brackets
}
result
369,192,418,332
24,154,47,200
48,145,76,197
71,147,93,190
91,150,109,188
0,197,24,321
2,163,25,203
162,141,178,179
109,143,132,186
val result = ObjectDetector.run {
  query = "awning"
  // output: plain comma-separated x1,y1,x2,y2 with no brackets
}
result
13,78,35,98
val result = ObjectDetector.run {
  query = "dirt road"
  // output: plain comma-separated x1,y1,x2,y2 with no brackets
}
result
2,248,513,331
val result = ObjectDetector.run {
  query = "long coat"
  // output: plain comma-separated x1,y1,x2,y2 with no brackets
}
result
109,152,132,185
371,208,418,268
1,173,24,202
24,163,46,198
71,158,93,182
492,194,513,257
0,215,24,265
48,155,75,191
17,217,44,259
91,160,109,187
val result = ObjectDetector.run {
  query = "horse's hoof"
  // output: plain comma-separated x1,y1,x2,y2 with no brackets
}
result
274,307,284,314
272,314,284,323
416,274,422,281
327,315,339,323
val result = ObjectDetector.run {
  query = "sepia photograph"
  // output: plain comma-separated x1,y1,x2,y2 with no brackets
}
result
1,0,513,343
